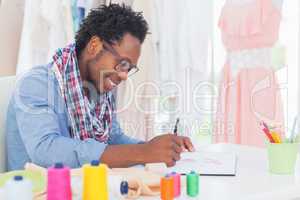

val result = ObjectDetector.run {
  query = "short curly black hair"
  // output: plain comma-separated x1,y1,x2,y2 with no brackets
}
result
75,3,149,56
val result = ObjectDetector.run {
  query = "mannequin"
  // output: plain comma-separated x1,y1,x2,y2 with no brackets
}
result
215,0,285,147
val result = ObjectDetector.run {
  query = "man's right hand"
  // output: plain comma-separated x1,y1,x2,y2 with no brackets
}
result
100,134,194,168
142,134,187,167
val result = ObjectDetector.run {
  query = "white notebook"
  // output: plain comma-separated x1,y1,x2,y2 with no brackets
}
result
168,151,237,176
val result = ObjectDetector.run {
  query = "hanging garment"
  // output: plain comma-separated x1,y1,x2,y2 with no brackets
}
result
177,0,212,72
153,0,213,140
226,0,283,8
273,0,284,10
77,0,86,8
228,48,273,76
77,0,86,24
219,0,282,51
71,0,96,36
214,64,285,147
86,0,106,14
214,0,285,147
155,0,212,82
108,0,134,6
71,0,80,32
115,0,158,141
227,45,286,75
154,0,183,82
0,0,24,76
17,0,74,74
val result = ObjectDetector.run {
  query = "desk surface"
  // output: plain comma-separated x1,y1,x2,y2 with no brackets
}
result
141,143,300,200
1,143,300,200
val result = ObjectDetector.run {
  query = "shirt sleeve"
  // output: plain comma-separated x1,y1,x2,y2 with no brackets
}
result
107,113,145,145
14,68,107,168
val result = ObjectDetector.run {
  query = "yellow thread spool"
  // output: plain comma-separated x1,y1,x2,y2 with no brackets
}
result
83,161,109,200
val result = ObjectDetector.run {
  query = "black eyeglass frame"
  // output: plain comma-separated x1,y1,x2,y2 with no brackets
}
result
102,41,139,77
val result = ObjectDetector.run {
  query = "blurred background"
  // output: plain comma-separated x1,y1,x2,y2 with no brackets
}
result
0,0,299,147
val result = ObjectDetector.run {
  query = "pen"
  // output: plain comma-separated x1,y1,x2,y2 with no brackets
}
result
260,122,275,143
173,118,180,136
262,121,269,131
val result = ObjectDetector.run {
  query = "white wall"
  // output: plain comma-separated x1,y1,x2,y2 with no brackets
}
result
0,0,24,77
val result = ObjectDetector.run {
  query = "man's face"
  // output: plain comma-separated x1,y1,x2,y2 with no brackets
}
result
87,33,141,93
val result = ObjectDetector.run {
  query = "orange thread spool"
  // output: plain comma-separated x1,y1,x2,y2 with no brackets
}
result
160,175,174,200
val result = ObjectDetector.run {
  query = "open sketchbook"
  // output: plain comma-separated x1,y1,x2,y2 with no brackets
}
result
168,152,237,176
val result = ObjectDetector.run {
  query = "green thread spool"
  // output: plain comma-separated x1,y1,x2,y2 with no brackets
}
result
187,171,199,197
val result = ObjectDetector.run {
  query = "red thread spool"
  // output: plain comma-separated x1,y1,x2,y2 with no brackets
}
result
160,175,174,200
170,172,181,197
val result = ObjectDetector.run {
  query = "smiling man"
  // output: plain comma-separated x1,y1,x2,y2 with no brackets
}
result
6,4,194,170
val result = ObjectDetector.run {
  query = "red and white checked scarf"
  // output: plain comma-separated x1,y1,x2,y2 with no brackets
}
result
51,44,114,142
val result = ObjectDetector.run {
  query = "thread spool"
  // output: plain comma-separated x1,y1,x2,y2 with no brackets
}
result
160,175,174,200
83,160,109,200
71,176,83,198
120,181,129,196
108,175,129,199
170,172,181,197
47,163,72,200
186,171,199,197
4,175,33,200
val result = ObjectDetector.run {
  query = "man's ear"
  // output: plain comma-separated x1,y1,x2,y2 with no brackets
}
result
86,36,103,57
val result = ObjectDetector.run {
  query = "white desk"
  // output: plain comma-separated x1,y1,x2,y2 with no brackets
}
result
141,143,300,200
1,143,300,200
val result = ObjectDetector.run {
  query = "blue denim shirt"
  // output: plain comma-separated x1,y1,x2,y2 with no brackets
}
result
6,64,141,170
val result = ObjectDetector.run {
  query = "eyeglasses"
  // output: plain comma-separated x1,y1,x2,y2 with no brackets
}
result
103,41,139,77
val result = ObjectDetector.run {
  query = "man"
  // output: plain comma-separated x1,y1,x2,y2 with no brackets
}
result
6,4,194,170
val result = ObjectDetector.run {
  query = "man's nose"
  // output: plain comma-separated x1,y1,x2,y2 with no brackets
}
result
118,71,128,81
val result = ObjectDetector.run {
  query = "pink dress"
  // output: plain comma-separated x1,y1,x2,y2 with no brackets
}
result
219,0,281,51
214,0,285,147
